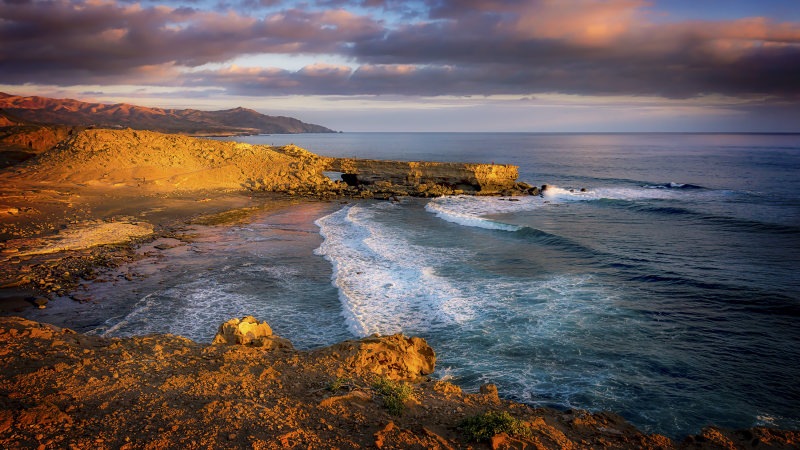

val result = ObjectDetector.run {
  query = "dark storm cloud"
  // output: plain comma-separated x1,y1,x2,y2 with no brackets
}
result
0,0,382,84
347,0,800,98
1,0,799,101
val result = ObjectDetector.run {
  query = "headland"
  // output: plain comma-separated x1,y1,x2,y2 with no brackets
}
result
1,315,797,449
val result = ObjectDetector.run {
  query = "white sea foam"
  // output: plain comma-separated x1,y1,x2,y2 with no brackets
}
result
98,292,157,337
425,185,704,231
425,200,522,231
97,278,256,341
424,195,545,231
541,186,686,202
314,204,477,336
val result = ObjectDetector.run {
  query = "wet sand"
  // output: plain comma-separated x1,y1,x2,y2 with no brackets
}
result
12,200,347,343
0,183,330,316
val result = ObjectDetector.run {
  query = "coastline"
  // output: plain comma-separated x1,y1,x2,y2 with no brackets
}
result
0,187,326,315
1,314,797,449
1,127,798,446
3,195,798,448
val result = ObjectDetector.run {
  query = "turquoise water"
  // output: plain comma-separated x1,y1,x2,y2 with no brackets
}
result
24,133,800,438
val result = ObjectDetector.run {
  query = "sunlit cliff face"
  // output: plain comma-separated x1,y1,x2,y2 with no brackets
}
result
1,0,798,131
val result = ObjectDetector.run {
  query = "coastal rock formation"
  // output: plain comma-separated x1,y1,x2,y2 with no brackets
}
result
3,128,334,193
0,124,82,168
0,316,797,449
314,333,436,381
212,316,293,350
1,128,522,196
0,125,81,153
322,157,519,193
0,92,334,135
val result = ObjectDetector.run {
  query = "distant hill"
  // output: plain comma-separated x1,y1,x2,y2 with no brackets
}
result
0,92,335,135
0,108,38,127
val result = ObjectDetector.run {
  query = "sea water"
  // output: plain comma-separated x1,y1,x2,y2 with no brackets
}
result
23,133,800,437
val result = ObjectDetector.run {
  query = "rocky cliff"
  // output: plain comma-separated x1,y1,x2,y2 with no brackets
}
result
322,157,519,193
0,316,796,449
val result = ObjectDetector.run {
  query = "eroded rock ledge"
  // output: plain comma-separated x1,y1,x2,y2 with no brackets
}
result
0,316,796,449
321,157,520,195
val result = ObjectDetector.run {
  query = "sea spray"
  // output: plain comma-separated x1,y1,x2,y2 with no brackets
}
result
314,203,477,336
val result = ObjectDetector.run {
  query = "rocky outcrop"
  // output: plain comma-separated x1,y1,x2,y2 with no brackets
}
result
2,128,524,197
0,125,81,153
212,318,433,378
0,316,797,449
3,129,334,193
212,316,293,350
321,157,519,193
314,333,436,381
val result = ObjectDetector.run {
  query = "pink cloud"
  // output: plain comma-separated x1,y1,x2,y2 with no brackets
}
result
1,0,798,100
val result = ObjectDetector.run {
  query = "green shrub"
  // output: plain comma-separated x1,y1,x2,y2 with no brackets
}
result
372,377,414,415
326,376,351,392
458,411,532,442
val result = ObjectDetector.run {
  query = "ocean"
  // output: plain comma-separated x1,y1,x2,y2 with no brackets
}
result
25,133,800,438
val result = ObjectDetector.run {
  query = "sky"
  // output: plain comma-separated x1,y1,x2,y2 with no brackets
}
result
1,0,799,132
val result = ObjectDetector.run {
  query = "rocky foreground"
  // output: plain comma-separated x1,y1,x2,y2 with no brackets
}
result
0,316,797,449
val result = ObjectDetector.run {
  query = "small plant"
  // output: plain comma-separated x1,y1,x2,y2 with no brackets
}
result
372,377,414,415
326,376,352,393
457,411,532,442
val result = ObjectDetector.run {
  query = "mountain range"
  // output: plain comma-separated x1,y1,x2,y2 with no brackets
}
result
0,93,335,135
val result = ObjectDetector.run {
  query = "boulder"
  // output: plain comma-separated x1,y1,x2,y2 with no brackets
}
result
211,316,292,350
32,297,48,309
480,383,500,401
316,334,435,381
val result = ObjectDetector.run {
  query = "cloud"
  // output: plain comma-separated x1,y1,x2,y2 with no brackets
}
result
1,0,799,102
348,0,800,98
0,0,382,84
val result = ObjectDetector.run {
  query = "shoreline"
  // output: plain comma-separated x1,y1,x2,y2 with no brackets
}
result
0,187,333,314
10,198,348,343
1,127,798,447
4,195,797,447
1,314,797,449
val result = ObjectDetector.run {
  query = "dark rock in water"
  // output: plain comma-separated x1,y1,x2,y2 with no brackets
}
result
581,188,587,192
154,243,181,250
71,293,94,303
527,186,540,196
32,297,48,309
